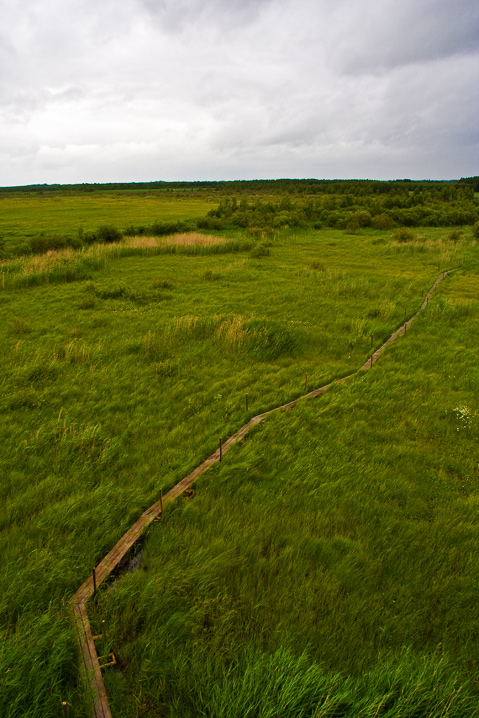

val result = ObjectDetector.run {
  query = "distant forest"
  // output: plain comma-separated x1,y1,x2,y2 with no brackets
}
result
1,176,479,194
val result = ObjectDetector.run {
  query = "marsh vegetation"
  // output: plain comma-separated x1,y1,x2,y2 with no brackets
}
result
0,180,478,716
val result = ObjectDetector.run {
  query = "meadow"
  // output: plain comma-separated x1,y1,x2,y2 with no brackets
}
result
0,190,215,253
0,185,478,717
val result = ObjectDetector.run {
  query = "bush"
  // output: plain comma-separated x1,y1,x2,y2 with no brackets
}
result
472,221,479,239
355,210,372,227
82,230,98,245
96,224,122,243
250,243,271,259
372,213,393,230
150,220,192,236
393,228,415,243
196,217,224,231
345,216,360,235
30,233,68,254
65,235,83,250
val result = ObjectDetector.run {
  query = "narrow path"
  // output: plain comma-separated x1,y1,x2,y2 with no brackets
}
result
69,269,455,718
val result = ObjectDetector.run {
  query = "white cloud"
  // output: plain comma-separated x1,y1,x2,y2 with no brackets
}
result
0,0,477,184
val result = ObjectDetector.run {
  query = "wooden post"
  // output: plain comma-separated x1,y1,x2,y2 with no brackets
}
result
404,322,407,334
246,393,248,411
62,701,68,718
305,373,308,393
92,568,96,597
219,437,222,462
370,355,373,368
160,488,163,520
370,334,373,348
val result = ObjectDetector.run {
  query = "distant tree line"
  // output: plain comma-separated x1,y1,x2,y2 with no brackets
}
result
1,177,478,196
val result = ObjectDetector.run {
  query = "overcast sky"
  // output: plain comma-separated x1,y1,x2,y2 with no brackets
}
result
1,0,478,186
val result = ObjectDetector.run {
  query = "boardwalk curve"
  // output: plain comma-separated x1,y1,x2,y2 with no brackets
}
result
69,269,456,717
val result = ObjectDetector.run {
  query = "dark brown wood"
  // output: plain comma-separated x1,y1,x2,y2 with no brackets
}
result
219,437,222,462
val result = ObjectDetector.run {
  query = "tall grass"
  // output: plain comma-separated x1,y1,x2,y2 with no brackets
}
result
91,265,479,717
0,234,252,289
0,226,477,716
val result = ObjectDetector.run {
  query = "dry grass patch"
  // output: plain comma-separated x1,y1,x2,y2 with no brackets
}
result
12,248,78,276
125,233,229,247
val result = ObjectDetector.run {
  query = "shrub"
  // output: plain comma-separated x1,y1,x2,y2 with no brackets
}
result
82,230,98,245
196,217,224,231
30,233,68,254
96,224,122,243
472,221,479,239
150,220,189,236
250,243,271,259
372,213,393,230
393,228,415,243
355,210,372,227
65,235,84,250
345,216,360,235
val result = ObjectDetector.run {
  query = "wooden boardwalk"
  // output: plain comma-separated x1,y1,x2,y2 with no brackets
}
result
69,269,454,718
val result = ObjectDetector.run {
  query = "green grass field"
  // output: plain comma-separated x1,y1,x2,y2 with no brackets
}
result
0,191,216,248
0,198,478,717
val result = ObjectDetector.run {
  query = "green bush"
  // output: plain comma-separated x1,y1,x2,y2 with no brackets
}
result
372,213,393,230
196,217,224,231
96,224,122,243
30,233,68,254
345,216,360,235
393,227,415,243
250,243,271,259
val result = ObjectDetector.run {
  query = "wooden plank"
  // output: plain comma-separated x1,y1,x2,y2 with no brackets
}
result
71,601,112,718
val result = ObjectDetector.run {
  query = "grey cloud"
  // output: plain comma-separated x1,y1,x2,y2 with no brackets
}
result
0,0,477,185
138,0,274,33
328,0,479,74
